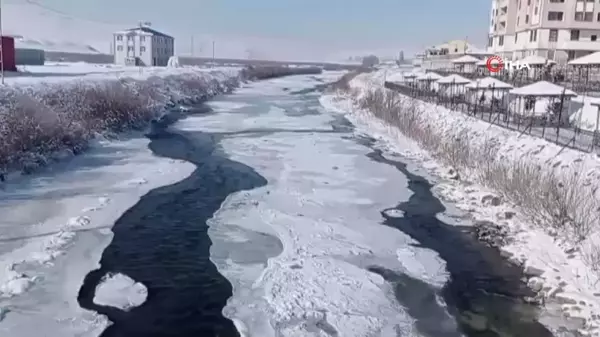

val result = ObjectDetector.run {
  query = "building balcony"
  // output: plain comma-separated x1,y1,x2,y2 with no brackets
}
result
557,40,600,51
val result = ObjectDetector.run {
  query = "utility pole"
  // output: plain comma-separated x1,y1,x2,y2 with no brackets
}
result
191,36,194,57
0,0,4,85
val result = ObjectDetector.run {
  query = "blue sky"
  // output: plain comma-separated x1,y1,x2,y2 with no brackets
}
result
16,0,490,60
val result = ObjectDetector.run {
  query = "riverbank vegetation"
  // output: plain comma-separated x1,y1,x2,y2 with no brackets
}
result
0,65,321,179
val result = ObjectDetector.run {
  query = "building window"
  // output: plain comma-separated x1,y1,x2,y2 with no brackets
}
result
525,15,529,23
499,35,504,46
488,37,493,47
515,34,518,43
534,6,538,15
127,35,133,41
571,30,580,41
127,46,134,51
116,35,123,41
529,30,537,42
597,12,600,21
527,0,531,5
117,45,123,51
549,29,558,42
568,51,575,60
593,35,598,41
549,0,564,2
519,0,521,9
517,16,520,25
140,36,145,42
574,12,592,21
140,46,146,52
548,11,563,21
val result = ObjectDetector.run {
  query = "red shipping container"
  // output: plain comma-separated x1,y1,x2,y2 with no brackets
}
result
0,36,16,72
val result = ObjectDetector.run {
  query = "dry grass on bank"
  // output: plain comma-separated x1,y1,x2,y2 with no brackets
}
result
333,78,600,268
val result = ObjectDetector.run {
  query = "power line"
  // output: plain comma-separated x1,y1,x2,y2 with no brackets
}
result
22,0,127,26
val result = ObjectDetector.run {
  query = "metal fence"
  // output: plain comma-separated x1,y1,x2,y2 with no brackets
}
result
384,81,600,154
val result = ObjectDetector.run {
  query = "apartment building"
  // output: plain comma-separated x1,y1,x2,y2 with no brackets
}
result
488,0,600,64
416,40,490,69
113,25,174,67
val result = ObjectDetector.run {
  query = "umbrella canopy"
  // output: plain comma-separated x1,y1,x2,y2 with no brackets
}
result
568,51,600,66
465,77,513,90
509,81,576,97
451,55,480,64
436,74,471,85
415,72,443,81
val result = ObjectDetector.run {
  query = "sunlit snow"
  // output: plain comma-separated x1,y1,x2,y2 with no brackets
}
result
93,273,148,311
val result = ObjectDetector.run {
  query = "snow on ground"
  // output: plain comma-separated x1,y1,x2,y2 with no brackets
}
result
180,74,455,337
323,69,600,334
0,135,195,336
93,273,147,311
7,62,240,85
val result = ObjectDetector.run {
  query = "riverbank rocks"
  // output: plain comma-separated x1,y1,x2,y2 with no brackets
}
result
496,210,516,220
481,194,503,207
527,277,544,293
446,168,460,180
473,220,511,248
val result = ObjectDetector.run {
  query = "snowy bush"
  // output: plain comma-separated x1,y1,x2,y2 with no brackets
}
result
240,65,322,81
340,85,600,251
0,70,240,176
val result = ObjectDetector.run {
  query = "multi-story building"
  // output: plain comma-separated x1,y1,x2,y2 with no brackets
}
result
113,25,174,67
416,40,490,70
488,0,600,64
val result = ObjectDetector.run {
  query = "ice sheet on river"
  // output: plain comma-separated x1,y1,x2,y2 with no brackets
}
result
179,75,451,336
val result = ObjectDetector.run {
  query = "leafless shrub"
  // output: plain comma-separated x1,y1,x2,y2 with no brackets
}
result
327,71,363,92
583,242,600,278
241,66,322,81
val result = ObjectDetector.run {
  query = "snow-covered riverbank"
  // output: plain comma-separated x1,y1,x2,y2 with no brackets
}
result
324,69,600,335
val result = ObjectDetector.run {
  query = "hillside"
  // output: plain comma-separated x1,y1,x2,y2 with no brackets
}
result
4,1,119,54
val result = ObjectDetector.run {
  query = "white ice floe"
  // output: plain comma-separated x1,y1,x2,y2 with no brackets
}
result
0,135,195,337
93,273,148,311
324,68,600,334
0,266,35,298
182,73,453,337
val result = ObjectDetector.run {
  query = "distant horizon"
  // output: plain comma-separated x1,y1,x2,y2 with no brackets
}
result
5,0,490,62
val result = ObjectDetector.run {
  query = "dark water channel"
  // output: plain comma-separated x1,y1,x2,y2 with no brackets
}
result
77,127,267,337
353,135,559,337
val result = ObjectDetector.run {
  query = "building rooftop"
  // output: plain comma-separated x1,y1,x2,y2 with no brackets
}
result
115,26,173,39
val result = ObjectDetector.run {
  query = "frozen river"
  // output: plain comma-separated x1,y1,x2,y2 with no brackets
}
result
1,73,557,337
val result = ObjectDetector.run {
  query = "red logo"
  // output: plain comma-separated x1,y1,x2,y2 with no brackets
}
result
486,56,504,72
